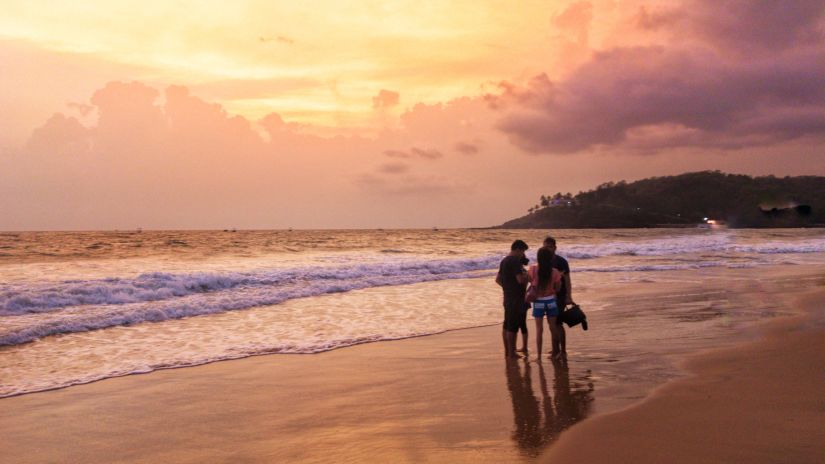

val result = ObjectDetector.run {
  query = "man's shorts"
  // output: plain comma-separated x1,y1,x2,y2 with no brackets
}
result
503,298,523,332
532,296,559,318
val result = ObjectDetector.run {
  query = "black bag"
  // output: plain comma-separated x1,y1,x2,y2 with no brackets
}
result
560,304,588,330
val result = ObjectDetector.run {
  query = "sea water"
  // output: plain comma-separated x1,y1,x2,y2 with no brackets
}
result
1,228,824,398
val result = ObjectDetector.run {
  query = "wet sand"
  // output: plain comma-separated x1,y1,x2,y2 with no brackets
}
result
0,323,583,463
1,268,823,463
541,289,825,464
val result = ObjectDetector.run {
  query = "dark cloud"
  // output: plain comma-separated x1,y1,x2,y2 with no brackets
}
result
685,0,825,54
454,142,479,155
635,5,682,31
372,89,400,109
383,147,444,160
495,1,825,154
377,162,410,174
410,147,443,159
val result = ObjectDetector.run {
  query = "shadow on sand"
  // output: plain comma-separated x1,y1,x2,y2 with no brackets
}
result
506,358,595,458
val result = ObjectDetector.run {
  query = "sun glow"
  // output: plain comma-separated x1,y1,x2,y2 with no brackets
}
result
0,0,594,127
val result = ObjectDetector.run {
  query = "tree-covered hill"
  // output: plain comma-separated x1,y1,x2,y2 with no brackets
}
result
498,171,825,228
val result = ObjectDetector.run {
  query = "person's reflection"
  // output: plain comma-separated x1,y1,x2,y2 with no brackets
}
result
506,359,595,458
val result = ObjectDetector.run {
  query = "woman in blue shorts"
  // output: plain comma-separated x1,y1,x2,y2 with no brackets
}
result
528,247,563,360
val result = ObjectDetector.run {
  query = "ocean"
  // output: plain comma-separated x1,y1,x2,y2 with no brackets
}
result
2,228,824,399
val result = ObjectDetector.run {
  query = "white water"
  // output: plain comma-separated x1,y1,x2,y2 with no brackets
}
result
1,228,824,397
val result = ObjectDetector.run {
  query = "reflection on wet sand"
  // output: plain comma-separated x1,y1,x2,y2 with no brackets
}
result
506,359,595,458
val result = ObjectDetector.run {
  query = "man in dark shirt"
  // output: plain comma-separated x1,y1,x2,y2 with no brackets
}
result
544,236,574,358
496,239,529,359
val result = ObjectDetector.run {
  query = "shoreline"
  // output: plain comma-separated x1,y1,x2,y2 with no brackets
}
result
540,287,825,463
1,268,822,462
0,321,500,400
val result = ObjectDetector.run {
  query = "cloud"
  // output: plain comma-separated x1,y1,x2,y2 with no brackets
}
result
372,89,400,109
553,1,593,32
493,1,825,154
683,0,825,54
382,146,444,160
7,74,824,230
383,149,410,159
25,113,90,157
67,102,94,117
377,162,410,174
409,147,443,159
10,79,502,228
259,35,295,45
355,172,470,196
454,141,479,155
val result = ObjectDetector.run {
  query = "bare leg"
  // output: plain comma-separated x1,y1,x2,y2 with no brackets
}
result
558,322,567,358
534,317,545,360
547,316,560,358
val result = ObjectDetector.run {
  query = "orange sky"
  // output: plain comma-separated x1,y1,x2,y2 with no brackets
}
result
1,1,622,132
1,0,823,229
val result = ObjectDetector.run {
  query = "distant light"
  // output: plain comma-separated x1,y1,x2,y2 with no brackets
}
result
707,219,717,225
703,217,708,221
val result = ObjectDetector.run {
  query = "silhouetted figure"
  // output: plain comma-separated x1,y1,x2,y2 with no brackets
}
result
496,240,530,358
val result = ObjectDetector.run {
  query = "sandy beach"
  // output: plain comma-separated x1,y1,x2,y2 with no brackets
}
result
541,289,825,464
1,266,823,463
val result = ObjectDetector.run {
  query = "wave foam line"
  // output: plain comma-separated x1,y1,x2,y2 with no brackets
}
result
0,269,494,346
0,256,501,316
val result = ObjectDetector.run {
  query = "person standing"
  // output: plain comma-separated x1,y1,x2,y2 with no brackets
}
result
496,240,529,359
528,247,562,360
543,236,574,358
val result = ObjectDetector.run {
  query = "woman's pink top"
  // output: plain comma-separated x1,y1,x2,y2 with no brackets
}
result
527,265,562,299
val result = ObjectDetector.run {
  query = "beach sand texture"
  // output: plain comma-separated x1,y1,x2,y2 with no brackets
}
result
541,289,825,464
1,266,823,463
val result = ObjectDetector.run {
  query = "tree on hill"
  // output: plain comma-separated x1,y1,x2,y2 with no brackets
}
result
498,171,825,229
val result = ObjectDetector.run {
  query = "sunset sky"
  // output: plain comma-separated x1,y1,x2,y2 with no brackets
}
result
1,0,823,229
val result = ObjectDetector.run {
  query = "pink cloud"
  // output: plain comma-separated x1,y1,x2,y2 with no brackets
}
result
372,89,400,109
25,113,90,157
494,1,825,154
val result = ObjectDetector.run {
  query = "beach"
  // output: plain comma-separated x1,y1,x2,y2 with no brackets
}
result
1,261,823,463
541,289,825,464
